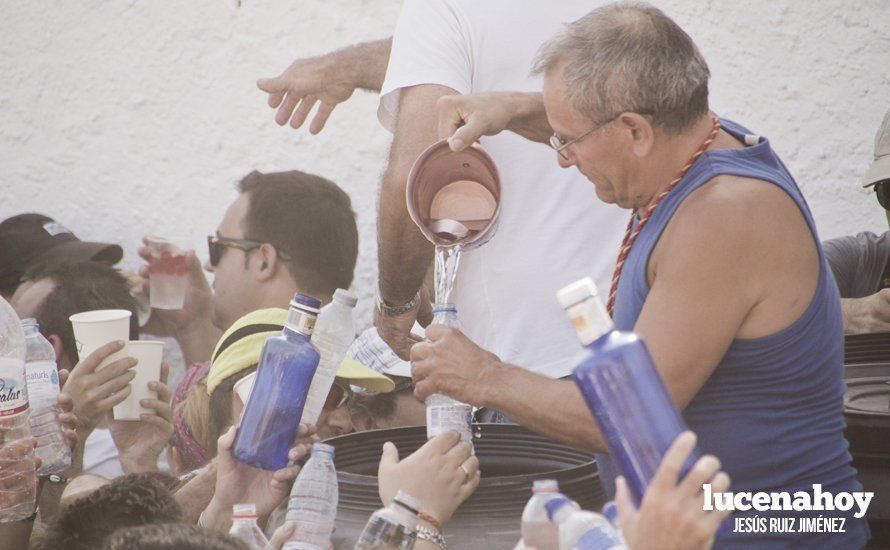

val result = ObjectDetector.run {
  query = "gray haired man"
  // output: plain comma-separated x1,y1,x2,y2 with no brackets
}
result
412,2,869,547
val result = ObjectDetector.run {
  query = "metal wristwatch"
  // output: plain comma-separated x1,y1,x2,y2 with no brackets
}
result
414,524,447,548
376,289,421,317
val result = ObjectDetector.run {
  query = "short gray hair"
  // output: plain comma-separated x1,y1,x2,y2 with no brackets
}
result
532,2,710,133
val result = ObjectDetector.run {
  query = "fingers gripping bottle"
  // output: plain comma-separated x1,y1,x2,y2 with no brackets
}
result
228,503,270,549
521,479,561,550
556,278,698,504
285,443,339,549
424,303,473,447
355,490,422,549
0,297,37,522
233,294,322,470
21,319,71,475
303,289,357,425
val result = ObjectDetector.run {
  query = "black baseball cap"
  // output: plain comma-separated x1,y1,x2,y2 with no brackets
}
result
0,213,123,291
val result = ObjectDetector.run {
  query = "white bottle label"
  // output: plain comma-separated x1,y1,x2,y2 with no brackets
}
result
426,404,474,443
0,358,29,417
25,360,60,401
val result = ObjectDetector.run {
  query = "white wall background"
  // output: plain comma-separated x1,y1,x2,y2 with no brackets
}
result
2,0,889,328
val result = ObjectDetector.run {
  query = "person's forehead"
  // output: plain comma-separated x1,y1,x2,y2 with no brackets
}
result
11,277,57,319
542,67,587,137
217,193,250,237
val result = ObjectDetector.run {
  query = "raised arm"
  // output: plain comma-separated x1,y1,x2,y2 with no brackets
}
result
258,37,392,134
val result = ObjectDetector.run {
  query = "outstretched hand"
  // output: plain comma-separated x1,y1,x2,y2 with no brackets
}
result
378,430,480,526
615,431,731,550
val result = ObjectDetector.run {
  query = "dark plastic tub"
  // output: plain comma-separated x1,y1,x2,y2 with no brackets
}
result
327,423,604,549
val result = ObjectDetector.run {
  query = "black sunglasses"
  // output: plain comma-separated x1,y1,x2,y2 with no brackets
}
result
206,235,263,267
875,181,890,210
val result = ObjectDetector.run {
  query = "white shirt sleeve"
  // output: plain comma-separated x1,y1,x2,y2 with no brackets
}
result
377,0,472,132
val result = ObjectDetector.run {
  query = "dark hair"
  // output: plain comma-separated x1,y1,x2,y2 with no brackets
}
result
350,376,414,424
102,523,249,550
27,261,139,363
237,170,358,297
42,473,183,550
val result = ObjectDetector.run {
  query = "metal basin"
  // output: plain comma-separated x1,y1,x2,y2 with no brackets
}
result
327,423,603,549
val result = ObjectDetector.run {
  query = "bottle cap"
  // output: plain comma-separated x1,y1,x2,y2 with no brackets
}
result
393,490,422,514
545,496,572,521
232,503,258,519
431,303,457,314
601,500,619,525
333,289,358,308
556,277,598,310
20,318,38,331
532,479,559,493
291,293,321,313
311,442,335,459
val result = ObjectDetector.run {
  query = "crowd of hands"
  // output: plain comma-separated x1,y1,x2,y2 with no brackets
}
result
5,336,727,550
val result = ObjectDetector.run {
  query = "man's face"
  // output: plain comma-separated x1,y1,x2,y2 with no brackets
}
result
542,65,631,207
206,193,256,330
316,379,355,439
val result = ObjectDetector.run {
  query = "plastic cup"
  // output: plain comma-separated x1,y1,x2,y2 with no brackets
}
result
146,237,187,310
112,341,163,421
69,309,132,368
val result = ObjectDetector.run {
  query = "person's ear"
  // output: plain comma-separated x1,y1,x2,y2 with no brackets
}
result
617,112,655,158
254,243,279,282
47,334,72,371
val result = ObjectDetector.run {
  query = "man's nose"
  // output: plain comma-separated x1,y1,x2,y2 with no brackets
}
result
557,150,576,169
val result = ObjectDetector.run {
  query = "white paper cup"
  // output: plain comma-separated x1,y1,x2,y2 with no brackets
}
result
146,237,187,310
69,310,132,368
112,341,164,421
232,372,256,425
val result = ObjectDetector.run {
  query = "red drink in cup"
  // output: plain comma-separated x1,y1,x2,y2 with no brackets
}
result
146,237,187,310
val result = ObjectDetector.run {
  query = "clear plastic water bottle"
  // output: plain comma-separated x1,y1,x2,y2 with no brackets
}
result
425,303,473,446
0,297,37,522
521,479,561,550
284,443,338,549
234,294,322,470
355,490,421,549
545,497,626,550
303,289,357,425
557,278,698,504
21,319,71,475
228,503,269,549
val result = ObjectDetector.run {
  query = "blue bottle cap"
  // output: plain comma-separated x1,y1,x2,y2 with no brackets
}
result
545,496,572,521
601,500,618,525
311,442,335,459
291,293,321,313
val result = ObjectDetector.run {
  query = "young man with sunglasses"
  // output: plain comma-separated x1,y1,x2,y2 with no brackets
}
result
823,108,890,334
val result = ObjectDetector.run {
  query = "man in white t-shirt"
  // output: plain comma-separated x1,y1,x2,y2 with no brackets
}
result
375,0,626,398
257,1,626,411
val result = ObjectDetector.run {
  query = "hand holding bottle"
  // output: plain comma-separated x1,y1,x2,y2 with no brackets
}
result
377,430,480,525
614,431,731,550
410,323,501,405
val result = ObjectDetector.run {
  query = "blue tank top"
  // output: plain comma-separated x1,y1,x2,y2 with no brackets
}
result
608,119,869,548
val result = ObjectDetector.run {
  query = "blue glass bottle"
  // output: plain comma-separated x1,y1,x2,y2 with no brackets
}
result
557,278,698,505
233,294,322,470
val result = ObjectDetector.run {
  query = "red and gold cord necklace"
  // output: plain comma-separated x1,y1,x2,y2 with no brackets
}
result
606,116,721,317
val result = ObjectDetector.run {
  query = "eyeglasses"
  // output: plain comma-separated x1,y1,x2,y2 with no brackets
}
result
549,110,654,160
874,180,890,210
207,235,263,267
323,380,353,411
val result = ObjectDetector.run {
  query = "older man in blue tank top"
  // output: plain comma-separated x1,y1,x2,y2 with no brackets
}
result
410,2,870,547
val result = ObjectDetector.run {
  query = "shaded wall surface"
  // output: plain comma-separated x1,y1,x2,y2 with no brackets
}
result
3,0,889,326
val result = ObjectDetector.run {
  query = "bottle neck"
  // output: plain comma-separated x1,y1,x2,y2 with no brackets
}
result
566,296,614,346
285,307,317,337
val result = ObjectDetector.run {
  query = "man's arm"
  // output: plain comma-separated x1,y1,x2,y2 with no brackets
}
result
376,84,458,358
173,463,218,524
258,38,392,134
